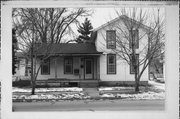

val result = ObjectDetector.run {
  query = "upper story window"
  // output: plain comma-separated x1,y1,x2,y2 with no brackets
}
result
64,57,73,74
129,29,139,49
106,30,116,49
107,54,116,74
41,59,50,75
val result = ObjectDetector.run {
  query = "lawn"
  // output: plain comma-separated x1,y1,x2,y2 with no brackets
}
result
12,81,165,102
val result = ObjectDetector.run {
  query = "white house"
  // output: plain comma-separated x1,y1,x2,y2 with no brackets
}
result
13,52,31,81
34,15,150,87
94,15,149,86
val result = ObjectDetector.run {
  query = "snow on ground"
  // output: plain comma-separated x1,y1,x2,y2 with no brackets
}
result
130,92,164,100
148,80,165,91
13,87,83,93
100,92,165,100
100,81,165,100
13,81,165,101
99,81,165,92
13,93,90,101
101,93,115,98
99,87,134,91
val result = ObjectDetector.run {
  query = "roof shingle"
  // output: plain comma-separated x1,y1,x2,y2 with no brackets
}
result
36,43,102,55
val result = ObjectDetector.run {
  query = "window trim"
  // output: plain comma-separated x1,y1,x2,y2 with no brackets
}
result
64,57,73,74
41,59,50,75
106,30,116,49
130,54,139,74
107,54,116,74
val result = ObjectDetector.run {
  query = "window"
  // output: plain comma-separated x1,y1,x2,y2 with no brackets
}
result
41,59,50,75
106,30,116,49
64,57,73,74
130,54,139,74
129,29,139,49
107,54,116,74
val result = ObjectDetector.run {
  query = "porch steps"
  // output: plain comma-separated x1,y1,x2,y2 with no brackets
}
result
79,81,99,88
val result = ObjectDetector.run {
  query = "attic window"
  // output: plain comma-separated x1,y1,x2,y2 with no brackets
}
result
106,30,116,49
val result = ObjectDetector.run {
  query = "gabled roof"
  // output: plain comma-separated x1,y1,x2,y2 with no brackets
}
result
36,43,102,55
93,15,151,32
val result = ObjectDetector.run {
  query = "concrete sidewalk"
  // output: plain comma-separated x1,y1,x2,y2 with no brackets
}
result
83,88,99,98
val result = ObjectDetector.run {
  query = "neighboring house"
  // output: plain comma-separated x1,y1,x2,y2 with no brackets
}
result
35,15,150,87
149,53,165,82
13,52,31,81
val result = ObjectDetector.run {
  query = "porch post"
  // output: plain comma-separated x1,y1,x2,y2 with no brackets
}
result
95,56,98,80
92,57,94,80
97,56,100,81
55,57,57,79
83,57,85,80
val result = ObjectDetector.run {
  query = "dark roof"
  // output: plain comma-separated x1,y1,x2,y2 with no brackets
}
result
36,43,102,55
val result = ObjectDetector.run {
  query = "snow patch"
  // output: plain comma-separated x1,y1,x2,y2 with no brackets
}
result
104,92,165,100
148,81,165,91
101,93,115,98
99,87,134,91
13,87,83,93
13,93,90,100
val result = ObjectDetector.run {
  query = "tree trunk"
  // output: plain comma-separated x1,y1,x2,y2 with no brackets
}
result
30,45,35,95
31,65,41,95
31,54,37,95
135,78,140,92
134,63,140,92
135,72,140,92
31,81,36,95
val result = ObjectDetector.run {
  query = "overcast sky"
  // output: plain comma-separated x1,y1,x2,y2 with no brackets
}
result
14,7,165,42
88,8,164,28
69,7,164,41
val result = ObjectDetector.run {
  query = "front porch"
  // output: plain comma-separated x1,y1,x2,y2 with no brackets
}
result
36,54,102,88
35,43,103,87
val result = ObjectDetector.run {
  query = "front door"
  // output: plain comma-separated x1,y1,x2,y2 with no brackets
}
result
85,59,93,79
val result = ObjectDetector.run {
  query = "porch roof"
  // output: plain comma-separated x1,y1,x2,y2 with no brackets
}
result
36,43,103,56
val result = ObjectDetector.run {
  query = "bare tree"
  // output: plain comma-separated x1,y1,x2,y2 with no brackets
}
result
102,8,165,92
12,8,91,94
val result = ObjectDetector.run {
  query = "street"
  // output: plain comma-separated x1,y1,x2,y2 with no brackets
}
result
13,100,165,112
